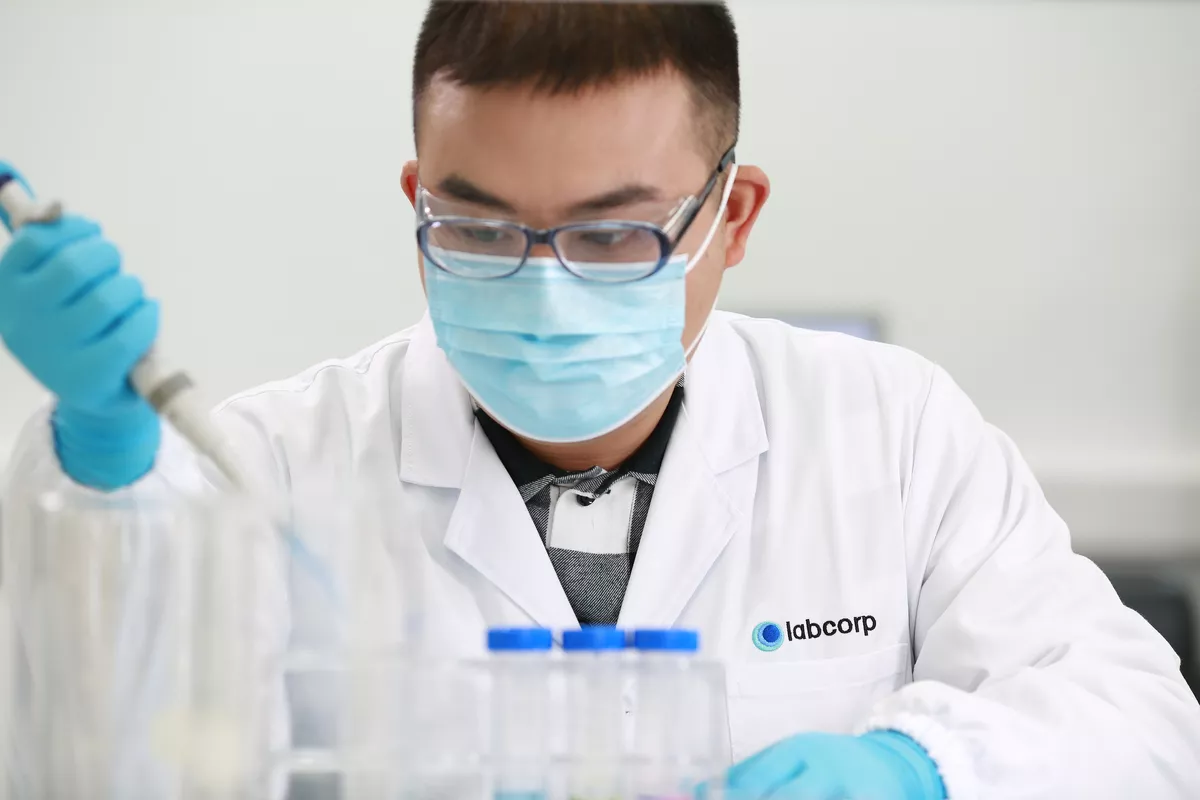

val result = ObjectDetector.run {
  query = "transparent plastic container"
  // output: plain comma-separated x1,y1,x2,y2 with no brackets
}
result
630,629,725,800
1,490,276,799
270,487,490,800
562,626,628,800
280,655,490,800
487,627,553,800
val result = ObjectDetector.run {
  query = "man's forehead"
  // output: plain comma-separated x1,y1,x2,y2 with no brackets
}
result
415,72,711,214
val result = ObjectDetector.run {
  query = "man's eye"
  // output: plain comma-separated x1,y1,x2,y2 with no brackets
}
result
579,229,632,247
458,225,509,244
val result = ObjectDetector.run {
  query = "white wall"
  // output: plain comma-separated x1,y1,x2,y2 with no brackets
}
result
2,1,1198,555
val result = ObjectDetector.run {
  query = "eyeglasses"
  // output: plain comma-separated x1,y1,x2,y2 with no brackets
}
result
415,144,736,283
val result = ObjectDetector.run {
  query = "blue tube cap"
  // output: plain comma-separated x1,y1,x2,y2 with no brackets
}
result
487,627,553,652
632,629,700,652
562,626,626,652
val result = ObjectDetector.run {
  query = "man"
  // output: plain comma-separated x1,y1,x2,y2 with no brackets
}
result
2,2,1198,798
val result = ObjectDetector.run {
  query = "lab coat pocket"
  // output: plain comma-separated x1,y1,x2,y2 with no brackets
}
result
725,644,911,761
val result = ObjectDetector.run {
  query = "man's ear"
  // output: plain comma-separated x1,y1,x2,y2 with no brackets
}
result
722,165,770,269
402,160,428,291
401,160,420,206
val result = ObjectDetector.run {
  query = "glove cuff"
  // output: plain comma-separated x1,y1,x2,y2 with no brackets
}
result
52,402,161,491
860,730,948,800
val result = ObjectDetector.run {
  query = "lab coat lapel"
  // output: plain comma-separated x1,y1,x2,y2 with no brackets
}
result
617,313,769,631
443,422,579,630
399,315,577,630
398,315,475,490
616,410,738,630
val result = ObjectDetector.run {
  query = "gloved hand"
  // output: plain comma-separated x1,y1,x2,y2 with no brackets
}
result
711,730,946,800
0,162,161,490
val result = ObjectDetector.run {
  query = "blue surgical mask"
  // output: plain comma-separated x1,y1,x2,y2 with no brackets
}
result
425,165,737,443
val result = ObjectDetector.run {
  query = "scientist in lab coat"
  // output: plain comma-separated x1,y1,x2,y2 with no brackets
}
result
2,2,1200,798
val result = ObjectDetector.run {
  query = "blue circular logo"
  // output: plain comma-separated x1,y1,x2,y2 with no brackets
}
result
752,621,783,652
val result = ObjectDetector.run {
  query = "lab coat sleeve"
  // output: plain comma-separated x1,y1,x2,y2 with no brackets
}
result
0,406,292,799
858,366,1200,799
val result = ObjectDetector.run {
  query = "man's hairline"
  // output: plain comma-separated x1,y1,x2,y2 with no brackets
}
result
412,67,736,165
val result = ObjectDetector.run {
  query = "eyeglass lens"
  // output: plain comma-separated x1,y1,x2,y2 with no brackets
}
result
425,220,667,282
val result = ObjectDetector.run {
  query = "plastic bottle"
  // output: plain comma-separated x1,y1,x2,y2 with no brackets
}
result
488,627,554,800
2,492,271,799
562,626,628,800
631,629,715,800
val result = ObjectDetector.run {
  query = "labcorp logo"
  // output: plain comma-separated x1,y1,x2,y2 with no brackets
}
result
751,621,784,652
752,615,877,651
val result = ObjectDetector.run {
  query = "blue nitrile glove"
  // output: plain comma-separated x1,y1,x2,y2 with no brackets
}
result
0,162,161,490
708,730,946,800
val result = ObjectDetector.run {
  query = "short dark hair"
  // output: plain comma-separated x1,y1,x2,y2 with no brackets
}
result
413,1,740,161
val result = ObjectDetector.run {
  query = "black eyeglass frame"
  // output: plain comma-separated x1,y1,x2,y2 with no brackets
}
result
415,143,737,283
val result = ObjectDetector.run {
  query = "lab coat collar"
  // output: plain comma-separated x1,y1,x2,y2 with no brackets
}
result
399,311,768,489
444,418,581,629
398,311,769,630
616,312,770,629
398,315,476,489
680,311,770,477
399,317,575,628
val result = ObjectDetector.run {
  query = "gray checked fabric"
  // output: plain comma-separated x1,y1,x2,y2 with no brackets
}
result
475,383,683,625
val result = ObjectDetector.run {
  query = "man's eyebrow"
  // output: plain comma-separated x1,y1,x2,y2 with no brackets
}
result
434,176,665,217
436,175,517,213
567,184,664,216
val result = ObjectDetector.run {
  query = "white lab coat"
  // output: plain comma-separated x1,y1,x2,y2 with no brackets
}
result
3,311,1199,798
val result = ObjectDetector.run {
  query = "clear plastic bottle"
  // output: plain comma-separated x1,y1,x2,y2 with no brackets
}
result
1,490,273,799
276,488,427,800
631,629,721,800
487,627,554,800
562,626,628,800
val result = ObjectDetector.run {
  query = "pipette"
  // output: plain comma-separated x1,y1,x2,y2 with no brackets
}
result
0,174,346,607
0,174,249,492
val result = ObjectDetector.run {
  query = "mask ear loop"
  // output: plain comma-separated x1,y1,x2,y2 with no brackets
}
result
681,162,739,358
684,162,739,275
